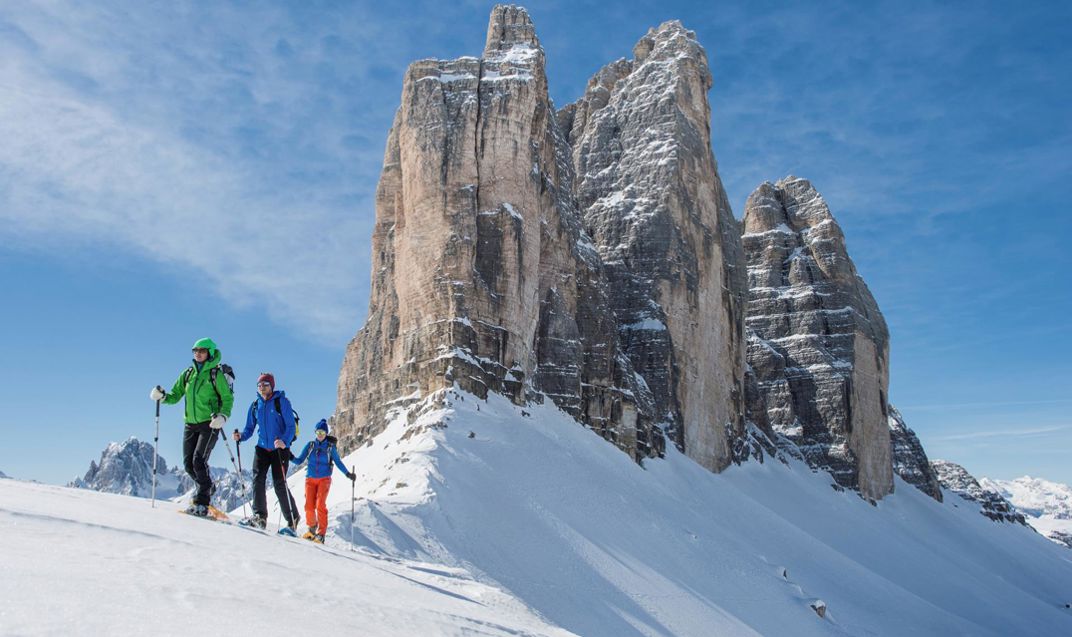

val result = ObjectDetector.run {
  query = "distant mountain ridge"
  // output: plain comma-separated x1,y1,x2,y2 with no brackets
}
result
981,475,1072,549
69,437,253,512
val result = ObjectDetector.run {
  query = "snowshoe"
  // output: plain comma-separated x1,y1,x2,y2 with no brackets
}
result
278,525,298,537
312,534,325,544
239,514,267,529
185,504,209,518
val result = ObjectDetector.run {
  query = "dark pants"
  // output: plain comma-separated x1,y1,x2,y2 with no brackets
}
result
252,446,295,524
183,422,218,506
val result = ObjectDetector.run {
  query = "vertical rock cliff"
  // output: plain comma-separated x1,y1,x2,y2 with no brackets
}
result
742,177,893,500
561,21,747,472
888,404,943,501
335,6,653,458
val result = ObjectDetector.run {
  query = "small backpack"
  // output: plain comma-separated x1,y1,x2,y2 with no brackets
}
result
183,363,235,412
250,396,301,443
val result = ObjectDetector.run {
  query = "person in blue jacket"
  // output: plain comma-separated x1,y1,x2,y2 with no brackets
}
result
232,372,299,533
291,419,355,543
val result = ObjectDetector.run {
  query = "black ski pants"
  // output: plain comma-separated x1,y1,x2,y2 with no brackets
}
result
251,446,296,525
183,421,218,506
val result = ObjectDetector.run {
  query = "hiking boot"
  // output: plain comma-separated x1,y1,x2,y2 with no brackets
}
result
302,527,316,540
313,534,325,544
186,504,209,517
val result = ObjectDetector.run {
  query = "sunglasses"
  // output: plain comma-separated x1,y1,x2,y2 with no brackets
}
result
257,381,272,388
192,348,209,354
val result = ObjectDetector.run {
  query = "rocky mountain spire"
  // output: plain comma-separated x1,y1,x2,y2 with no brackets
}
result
742,177,893,501
334,5,652,458
561,21,747,472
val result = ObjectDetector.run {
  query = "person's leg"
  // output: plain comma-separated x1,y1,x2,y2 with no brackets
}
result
182,425,198,480
191,425,218,505
304,479,318,530
251,447,271,518
316,478,331,536
269,450,295,525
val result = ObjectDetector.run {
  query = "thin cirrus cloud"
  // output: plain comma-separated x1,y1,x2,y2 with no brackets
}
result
931,425,1070,443
0,2,416,344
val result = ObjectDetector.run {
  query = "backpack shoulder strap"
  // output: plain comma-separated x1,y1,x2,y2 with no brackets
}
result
183,366,194,385
209,367,222,411
250,399,259,425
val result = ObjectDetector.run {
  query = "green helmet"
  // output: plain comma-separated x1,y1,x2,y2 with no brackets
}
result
192,337,218,355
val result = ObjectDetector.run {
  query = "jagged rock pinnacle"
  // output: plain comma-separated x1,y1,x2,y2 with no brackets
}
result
484,5,540,54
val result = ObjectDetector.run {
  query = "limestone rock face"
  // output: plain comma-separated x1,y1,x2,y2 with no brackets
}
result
888,405,943,501
742,177,893,500
932,460,1028,525
335,5,652,458
562,21,747,472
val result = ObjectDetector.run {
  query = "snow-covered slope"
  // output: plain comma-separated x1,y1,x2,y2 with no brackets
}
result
982,476,1072,549
7,392,1072,636
0,478,573,636
262,390,1072,637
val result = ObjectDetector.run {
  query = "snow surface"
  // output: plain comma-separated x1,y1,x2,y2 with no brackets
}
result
257,390,1072,637
0,480,573,636
5,390,1072,636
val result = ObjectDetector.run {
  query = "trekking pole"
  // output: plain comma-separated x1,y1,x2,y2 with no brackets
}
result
218,429,250,518
350,464,356,552
151,400,161,508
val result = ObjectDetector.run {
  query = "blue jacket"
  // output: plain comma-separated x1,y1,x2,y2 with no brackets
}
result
292,438,349,479
239,390,296,451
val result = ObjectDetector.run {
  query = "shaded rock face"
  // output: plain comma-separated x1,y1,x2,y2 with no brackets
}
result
335,5,655,459
742,177,892,501
932,460,1028,525
562,21,747,472
888,405,943,502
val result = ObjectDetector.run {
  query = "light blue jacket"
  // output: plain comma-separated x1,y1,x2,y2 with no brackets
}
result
292,438,349,478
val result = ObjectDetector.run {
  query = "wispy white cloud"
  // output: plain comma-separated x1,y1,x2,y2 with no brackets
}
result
932,424,1070,442
899,399,1072,411
0,2,418,343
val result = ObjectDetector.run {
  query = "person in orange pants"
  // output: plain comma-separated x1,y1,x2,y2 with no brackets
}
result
290,419,355,542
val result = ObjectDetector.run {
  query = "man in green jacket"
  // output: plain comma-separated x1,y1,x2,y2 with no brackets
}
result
150,337,234,516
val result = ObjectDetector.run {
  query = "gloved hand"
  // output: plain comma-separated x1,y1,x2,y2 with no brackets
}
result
273,438,285,449
210,413,227,430
232,430,241,442
150,385,166,401
347,472,356,481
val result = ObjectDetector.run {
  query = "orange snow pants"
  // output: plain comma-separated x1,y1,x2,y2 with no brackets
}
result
304,477,332,534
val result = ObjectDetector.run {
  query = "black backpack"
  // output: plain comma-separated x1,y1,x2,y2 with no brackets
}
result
183,363,235,412
250,396,301,443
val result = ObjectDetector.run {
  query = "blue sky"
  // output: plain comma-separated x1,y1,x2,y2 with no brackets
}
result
1,0,1069,487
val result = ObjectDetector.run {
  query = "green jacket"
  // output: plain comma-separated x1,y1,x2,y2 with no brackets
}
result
163,349,234,424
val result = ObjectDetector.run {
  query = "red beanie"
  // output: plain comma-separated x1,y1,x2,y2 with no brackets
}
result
257,373,275,390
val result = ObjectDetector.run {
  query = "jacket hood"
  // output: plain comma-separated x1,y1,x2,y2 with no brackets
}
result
192,349,222,370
